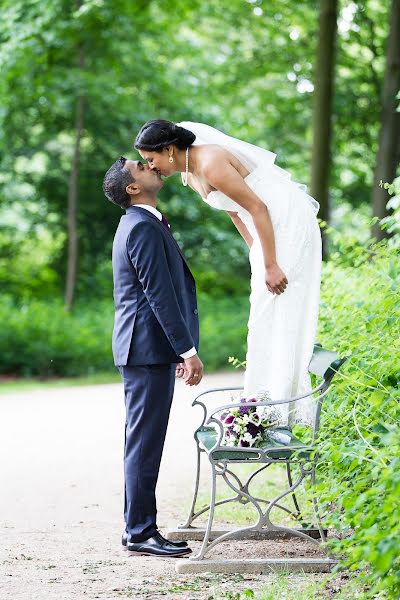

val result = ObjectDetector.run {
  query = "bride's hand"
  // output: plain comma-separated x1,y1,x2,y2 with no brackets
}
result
265,264,288,295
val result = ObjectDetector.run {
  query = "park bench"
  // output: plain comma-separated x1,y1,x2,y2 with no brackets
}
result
170,343,348,574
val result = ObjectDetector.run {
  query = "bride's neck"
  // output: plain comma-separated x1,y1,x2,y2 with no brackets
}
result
176,145,200,176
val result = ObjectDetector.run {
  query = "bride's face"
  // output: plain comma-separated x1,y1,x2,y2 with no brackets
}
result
138,147,175,178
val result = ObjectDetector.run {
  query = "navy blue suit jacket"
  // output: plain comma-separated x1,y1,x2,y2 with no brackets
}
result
112,205,199,366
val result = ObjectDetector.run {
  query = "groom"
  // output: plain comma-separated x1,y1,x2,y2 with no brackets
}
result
103,156,203,557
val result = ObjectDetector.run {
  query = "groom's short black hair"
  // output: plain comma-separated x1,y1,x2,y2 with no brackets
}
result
103,156,135,209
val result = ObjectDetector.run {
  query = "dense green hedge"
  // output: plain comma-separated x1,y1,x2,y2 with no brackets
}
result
0,293,248,377
315,239,400,598
0,298,114,377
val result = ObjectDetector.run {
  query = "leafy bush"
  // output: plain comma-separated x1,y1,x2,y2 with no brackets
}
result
315,238,400,598
0,297,114,377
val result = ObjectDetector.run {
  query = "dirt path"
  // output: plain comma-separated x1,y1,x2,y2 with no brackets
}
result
0,372,249,598
0,372,326,599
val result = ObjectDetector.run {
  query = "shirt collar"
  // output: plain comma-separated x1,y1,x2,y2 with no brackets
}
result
126,204,162,221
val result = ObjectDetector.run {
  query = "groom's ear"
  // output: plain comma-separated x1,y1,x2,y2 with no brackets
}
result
126,182,140,196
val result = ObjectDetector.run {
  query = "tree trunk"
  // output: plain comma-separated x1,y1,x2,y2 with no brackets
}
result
65,46,85,311
310,0,338,258
371,0,400,240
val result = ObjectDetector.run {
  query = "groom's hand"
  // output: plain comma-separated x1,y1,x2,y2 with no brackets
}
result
175,364,186,378
183,354,204,386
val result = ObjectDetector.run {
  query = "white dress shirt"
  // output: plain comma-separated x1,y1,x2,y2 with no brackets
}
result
132,203,197,360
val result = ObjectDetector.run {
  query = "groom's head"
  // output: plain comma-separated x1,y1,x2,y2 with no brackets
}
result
103,156,164,209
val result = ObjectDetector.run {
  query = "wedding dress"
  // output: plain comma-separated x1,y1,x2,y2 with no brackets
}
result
176,121,322,425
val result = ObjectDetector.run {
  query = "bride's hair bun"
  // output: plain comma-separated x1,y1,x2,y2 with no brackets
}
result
134,119,196,151
172,124,196,148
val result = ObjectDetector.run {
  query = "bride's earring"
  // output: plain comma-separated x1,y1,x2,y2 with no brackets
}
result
168,154,174,163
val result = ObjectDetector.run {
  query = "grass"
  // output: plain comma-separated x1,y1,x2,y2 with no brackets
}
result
0,366,239,395
117,572,335,599
0,370,122,394
254,574,324,600
254,572,366,599
136,572,363,599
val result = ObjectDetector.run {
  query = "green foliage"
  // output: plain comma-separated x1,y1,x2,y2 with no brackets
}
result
0,0,392,302
0,292,248,377
314,237,400,598
198,292,248,370
0,223,64,300
0,296,114,377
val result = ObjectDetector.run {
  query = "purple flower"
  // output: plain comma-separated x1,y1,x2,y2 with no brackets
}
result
224,414,235,425
239,440,250,447
246,423,260,438
239,397,258,416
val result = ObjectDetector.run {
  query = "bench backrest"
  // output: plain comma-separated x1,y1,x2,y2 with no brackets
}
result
309,343,348,392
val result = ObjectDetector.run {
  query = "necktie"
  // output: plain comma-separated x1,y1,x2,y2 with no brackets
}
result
161,214,171,230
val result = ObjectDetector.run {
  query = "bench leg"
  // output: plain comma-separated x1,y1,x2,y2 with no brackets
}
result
286,462,302,519
311,465,327,544
191,459,218,560
179,440,202,529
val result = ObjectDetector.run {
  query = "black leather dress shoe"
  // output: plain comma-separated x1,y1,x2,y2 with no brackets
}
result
122,530,188,549
124,533,192,557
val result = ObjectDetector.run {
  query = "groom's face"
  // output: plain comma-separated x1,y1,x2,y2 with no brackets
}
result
124,159,164,195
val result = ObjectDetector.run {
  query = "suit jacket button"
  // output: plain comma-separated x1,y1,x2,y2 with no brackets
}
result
193,308,198,315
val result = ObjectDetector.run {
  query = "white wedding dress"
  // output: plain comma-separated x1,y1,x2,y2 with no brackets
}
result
177,122,322,425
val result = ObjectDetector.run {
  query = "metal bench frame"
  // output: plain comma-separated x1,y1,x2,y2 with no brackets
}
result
179,344,348,561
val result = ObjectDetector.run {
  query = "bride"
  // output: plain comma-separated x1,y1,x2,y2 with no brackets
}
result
134,120,322,424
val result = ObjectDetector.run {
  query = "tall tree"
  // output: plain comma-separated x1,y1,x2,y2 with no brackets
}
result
65,41,85,311
310,0,338,255
371,0,400,240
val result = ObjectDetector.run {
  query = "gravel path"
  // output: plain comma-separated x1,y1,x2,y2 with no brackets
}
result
0,371,261,599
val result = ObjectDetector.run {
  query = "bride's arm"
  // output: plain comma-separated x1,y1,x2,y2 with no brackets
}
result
202,159,288,295
227,211,253,249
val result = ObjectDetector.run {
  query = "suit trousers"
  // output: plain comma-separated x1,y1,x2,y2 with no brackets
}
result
120,363,176,541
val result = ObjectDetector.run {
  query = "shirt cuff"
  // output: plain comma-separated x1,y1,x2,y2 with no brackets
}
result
180,347,197,359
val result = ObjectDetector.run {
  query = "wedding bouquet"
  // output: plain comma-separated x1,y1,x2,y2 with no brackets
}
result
218,392,285,448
